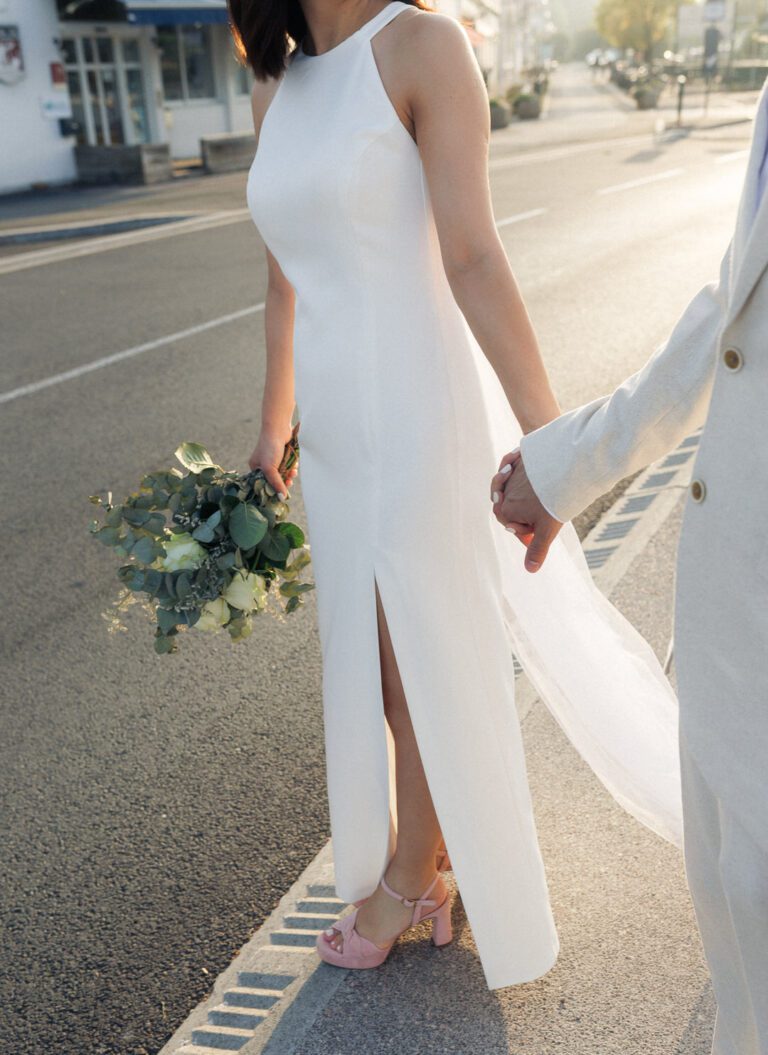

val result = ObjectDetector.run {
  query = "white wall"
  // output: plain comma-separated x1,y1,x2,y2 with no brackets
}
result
0,0,76,194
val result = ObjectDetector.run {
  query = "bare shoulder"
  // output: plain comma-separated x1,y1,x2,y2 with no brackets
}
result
251,74,282,139
384,9,482,89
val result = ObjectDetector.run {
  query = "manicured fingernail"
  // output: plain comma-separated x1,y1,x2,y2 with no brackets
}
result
501,464,512,474
492,491,500,504
506,526,517,535
278,492,287,500
528,561,540,570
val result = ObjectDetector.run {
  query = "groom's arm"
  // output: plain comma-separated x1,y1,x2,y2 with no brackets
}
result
517,241,732,526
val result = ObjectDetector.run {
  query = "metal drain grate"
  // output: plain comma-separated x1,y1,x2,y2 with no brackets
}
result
178,972,295,1053
641,471,677,490
661,450,694,468
595,517,639,542
585,546,618,569
620,493,657,515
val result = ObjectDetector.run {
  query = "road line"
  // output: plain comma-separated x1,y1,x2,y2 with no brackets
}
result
597,168,686,196
488,132,661,172
496,207,548,227
0,209,252,275
715,149,750,164
0,304,264,406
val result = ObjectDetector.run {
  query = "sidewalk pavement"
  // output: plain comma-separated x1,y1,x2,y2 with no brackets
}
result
487,62,760,163
160,448,714,1055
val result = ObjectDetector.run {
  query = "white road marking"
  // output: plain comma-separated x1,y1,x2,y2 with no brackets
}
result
489,132,659,172
715,149,750,164
496,207,548,227
597,168,686,196
0,304,264,406
0,208,252,275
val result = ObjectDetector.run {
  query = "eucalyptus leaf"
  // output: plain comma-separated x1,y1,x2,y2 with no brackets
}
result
154,633,176,655
276,522,305,548
157,607,180,633
98,527,120,546
123,507,150,527
145,513,166,536
259,531,291,563
230,502,268,550
175,442,219,473
175,572,192,601
192,523,215,544
131,535,158,564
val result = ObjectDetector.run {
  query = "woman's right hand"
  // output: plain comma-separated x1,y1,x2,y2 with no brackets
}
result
248,425,298,499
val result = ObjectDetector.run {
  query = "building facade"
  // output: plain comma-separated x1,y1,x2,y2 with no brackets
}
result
0,0,513,196
1,0,254,193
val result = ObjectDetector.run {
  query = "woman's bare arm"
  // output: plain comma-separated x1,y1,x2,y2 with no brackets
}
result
378,14,560,434
248,78,297,495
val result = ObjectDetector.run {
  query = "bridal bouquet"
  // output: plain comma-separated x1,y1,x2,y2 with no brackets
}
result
89,427,313,654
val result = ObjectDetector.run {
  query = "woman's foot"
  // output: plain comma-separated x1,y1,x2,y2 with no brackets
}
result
324,862,445,953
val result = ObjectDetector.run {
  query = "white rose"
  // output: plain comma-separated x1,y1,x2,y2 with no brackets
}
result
196,597,230,632
223,571,267,612
161,532,206,572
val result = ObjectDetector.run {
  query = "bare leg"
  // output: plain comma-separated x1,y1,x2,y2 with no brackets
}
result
326,586,445,951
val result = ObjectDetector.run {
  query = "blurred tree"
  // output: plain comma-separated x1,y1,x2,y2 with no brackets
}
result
595,0,682,59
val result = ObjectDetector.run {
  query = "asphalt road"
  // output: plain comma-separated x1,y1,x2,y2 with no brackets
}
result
0,65,753,1055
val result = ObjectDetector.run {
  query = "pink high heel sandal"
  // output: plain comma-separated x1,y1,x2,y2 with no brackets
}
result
317,872,453,969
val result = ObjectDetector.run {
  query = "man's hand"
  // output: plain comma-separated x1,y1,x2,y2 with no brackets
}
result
491,451,563,573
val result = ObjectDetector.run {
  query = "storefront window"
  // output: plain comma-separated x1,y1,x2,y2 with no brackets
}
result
62,32,150,147
183,26,215,98
158,24,216,102
96,37,114,64
122,39,140,65
61,38,78,65
157,25,184,101
126,68,150,143
66,68,88,145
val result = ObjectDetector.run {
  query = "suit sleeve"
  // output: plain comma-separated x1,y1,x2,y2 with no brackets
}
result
519,241,732,524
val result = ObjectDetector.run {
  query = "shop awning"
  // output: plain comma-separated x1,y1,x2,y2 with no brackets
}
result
125,0,229,24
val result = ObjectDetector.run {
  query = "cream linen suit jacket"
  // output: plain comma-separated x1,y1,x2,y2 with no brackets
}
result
520,86,768,847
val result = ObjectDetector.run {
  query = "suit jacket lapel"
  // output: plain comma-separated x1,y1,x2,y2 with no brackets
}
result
728,85,768,321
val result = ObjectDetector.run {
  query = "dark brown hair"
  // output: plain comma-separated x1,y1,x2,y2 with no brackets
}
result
228,0,431,81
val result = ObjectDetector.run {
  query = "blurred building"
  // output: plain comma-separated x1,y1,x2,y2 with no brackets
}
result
0,0,552,195
1,0,252,193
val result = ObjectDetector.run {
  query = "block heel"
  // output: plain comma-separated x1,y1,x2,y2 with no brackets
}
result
427,895,453,946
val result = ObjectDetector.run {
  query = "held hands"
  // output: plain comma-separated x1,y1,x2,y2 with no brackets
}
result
490,450,562,573
249,425,299,499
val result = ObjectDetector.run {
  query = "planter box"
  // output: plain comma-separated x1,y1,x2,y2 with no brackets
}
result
514,96,542,120
489,101,511,130
74,144,172,185
201,132,257,174
634,90,659,110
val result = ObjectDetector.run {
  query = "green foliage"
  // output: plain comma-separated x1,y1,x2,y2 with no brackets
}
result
89,440,314,654
595,0,684,57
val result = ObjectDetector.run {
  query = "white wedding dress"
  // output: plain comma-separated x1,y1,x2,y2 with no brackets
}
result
247,1,682,990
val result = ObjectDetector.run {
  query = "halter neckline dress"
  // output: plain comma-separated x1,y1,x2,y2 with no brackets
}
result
248,1,682,990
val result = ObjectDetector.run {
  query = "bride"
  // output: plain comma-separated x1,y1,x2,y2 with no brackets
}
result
234,0,682,988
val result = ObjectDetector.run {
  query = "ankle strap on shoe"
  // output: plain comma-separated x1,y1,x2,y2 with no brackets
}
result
380,872,441,925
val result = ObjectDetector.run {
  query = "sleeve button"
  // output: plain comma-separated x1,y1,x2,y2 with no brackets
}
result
690,479,706,503
723,347,743,371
